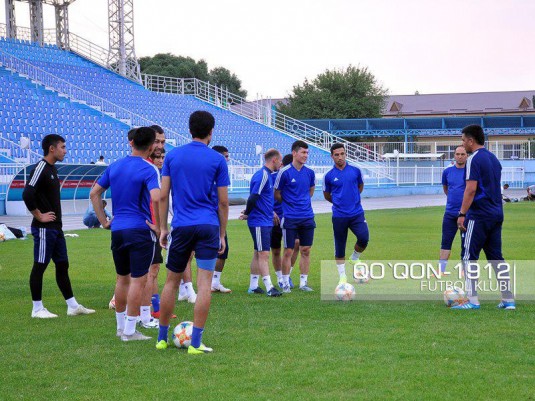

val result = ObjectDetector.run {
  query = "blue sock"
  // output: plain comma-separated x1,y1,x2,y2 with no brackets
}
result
439,259,447,273
158,325,169,342
151,294,160,313
191,326,204,348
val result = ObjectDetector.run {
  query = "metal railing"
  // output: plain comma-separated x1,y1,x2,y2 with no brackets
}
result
69,32,110,70
0,162,25,199
0,136,42,163
142,74,392,178
0,49,190,147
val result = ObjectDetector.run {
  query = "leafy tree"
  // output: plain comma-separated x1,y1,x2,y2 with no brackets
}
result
209,67,247,98
277,65,388,119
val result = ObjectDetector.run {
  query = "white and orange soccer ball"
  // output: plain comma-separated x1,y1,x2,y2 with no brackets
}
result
335,283,355,301
173,321,193,348
443,286,467,307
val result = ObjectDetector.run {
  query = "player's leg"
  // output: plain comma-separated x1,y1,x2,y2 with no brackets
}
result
248,252,264,294
298,223,315,291
29,227,57,318
270,225,283,287
482,221,515,309
212,233,231,293
349,215,369,260
281,225,298,292
178,253,196,303
332,217,350,283
52,230,94,316
139,263,159,328
251,226,281,296
439,214,457,273
111,231,131,336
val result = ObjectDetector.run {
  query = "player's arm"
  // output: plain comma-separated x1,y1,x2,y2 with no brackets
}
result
241,194,260,219
274,189,282,203
147,188,161,238
358,183,364,194
323,191,332,203
159,176,171,248
443,185,448,195
309,186,315,197
89,183,111,229
309,170,316,197
457,180,477,232
217,186,229,254
22,166,56,223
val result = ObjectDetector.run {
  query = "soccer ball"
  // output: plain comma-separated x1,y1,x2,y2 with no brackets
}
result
173,321,193,348
335,283,355,301
443,286,466,307
353,266,370,284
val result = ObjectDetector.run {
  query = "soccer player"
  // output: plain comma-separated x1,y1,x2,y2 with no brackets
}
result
23,134,95,318
156,111,229,354
453,125,515,310
90,127,161,340
270,154,300,289
274,140,316,293
438,146,467,274
239,149,282,297
209,145,232,293
323,143,369,284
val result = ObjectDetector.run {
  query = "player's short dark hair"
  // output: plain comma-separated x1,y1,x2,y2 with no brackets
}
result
150,124,164,134
99,155,104,160
132,127,156,151
282,154,293,166
462,125,485,145
212,145,228,154
127,127,138,141
330,143,345,155
503,183,509,189
264,148,280,162
102,200,108,207
42,134,65,156
292,140,308,152
189,111,215,139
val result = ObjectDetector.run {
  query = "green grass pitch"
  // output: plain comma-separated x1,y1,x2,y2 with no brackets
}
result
0,204,533,400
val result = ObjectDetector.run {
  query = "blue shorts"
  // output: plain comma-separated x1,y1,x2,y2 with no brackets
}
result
441,213,460,250
249,226,273,252
217,233,229,260
281,217,315,248
332,214,369,258
111,229,156,278
461,217,504,262
83,215,101,228
31,227,68,265
167,225,220,273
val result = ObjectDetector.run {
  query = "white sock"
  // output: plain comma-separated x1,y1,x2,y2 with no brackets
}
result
337,263,346,277
179,280,187,297
249,274,259,290
140,305,151,324
116,311,126,331
275,270,283,282
32,300,44,313
185,282,196,297
351,251,361,261
300,274,308,288
124,315,137,336
262,275,274,292
468,296,480,305
212,272,221,287
282,274,290,287
65,296,79,309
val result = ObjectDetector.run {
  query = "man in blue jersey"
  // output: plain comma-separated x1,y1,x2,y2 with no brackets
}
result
323,143,369,285
156,111,229,354
90,127,161,341
239,149,282,297
274,140,316,293
438,146,467,274
453,125,515,310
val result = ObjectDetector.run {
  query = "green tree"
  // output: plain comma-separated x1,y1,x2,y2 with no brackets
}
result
209,67,247,98
277,65,388,119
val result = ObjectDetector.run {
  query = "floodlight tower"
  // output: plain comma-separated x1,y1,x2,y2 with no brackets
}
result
107,0,140,82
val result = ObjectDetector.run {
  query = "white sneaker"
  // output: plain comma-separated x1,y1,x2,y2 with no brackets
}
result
67,304,96,316
139,318,159,329
121,330,152,342
108,296,116,310
31,308,58,319
188,293,197,304
178,293,188,302
116,329,123,337
211,284,232,293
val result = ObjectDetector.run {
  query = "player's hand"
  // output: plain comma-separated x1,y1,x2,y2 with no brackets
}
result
218,235,226,255
146,220,160,238
239,212,248,220
102,219,112,230
37,211,55,223
160,229,169,249
273,212,280,226
457,217,466,232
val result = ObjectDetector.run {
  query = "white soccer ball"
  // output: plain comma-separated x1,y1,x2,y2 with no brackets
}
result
353,266,370,284
443,286,466,307
172,321,193,348
335,283,355,301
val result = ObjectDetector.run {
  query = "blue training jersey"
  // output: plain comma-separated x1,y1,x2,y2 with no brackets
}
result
271,171,283,218
163,141,230,227
248,166,274,227
323,164,364,218
465,147,503,220
442,164,466,216
97,155,160,232
274,163,315,219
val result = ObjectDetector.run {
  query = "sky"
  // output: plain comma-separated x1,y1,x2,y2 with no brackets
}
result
3,0,535,100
